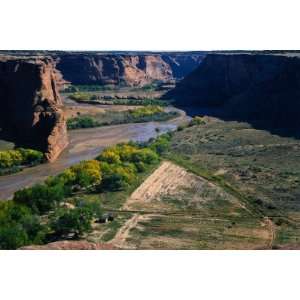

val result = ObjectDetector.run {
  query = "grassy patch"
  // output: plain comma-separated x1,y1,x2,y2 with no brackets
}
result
67,107,179,130
162,119,300,248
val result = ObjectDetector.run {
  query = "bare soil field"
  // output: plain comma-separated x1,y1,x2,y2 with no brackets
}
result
123,161,203,210
63,99,139,119
167,118,300,248
106,161,271,249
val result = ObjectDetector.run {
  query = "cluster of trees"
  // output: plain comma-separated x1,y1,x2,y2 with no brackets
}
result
148,133,172,155
109,99,168,106
0,197,103,249
0,148,44,175
63,85,114,93
0,135,172,249
128,107,178,123
49,200,102,238
97,143,159,191
0,201,48,249
68,92,98,102
130,106,163,117
68,91,169,107
67,116,100,129
67,107,179,130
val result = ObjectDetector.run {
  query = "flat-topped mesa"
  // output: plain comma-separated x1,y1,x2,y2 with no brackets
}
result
166,53,300,128
0,57,68,161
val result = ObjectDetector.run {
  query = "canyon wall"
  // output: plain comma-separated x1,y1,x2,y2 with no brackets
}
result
0,52,204,87
0,57,68,161
167,53,300,128
53,53,204,87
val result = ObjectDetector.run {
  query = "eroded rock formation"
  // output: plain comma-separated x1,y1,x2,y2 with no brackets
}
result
53,53,204,87
167,53,300,128
0,51,205,88
0,57,68,161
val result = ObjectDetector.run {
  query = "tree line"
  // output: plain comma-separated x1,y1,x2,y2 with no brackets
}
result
0,133,172,249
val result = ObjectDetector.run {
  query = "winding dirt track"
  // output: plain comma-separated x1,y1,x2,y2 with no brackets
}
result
110,214,143,249
264,217,276,249
111,161,275,249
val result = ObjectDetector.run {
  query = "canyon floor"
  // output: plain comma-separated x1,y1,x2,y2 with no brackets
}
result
1,98,300,249
0,104,187,200
78,117,300,250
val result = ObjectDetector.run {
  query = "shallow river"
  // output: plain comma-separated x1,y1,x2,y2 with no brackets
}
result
0,107,189,200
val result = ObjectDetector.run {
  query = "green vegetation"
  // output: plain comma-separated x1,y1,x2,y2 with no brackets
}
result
97,144,159,191
101,99,169,106
67,91,168,106
0,134,170,249
63,83,162,94
0,201,47,249
67,116,98,129
63,85,115,93
67,106,179,130
14,183,66,215
188,116,206,126
164,118,300,248
49,206,94,238
0,148,44,176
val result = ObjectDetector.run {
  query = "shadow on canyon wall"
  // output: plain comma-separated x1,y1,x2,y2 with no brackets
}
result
165,53,300,139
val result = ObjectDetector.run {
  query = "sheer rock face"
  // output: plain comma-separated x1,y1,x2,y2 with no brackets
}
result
167,54,300,127
54,53,204,86
0,57,68,161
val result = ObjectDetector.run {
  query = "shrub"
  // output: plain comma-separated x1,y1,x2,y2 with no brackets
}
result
135,161,147,172
149,134,172,154
0,201,47,249
50,207,93,238
67,116,98,129
98,149,121,164
74,198,103,219
129,106,163,118
0,148,43,170
70,160,102,188
14,183,65,214
131,148,159,164
0,224,29,249
189,116,206,126
0,150,22,168
18,148,44,165
100,163,136,191
69,92,91,101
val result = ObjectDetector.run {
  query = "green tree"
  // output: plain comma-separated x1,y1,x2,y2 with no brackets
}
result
70,160,102,188
50,207,93,238
0,224,29,249
14,183,65,214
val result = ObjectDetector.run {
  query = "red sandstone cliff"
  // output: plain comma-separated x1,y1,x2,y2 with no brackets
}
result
0,57,68,161
52,52,204,87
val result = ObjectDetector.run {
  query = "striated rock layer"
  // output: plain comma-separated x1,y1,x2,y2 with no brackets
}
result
166,53,300,128
53,53,204,87
0,51,205,88
0,57,68,161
